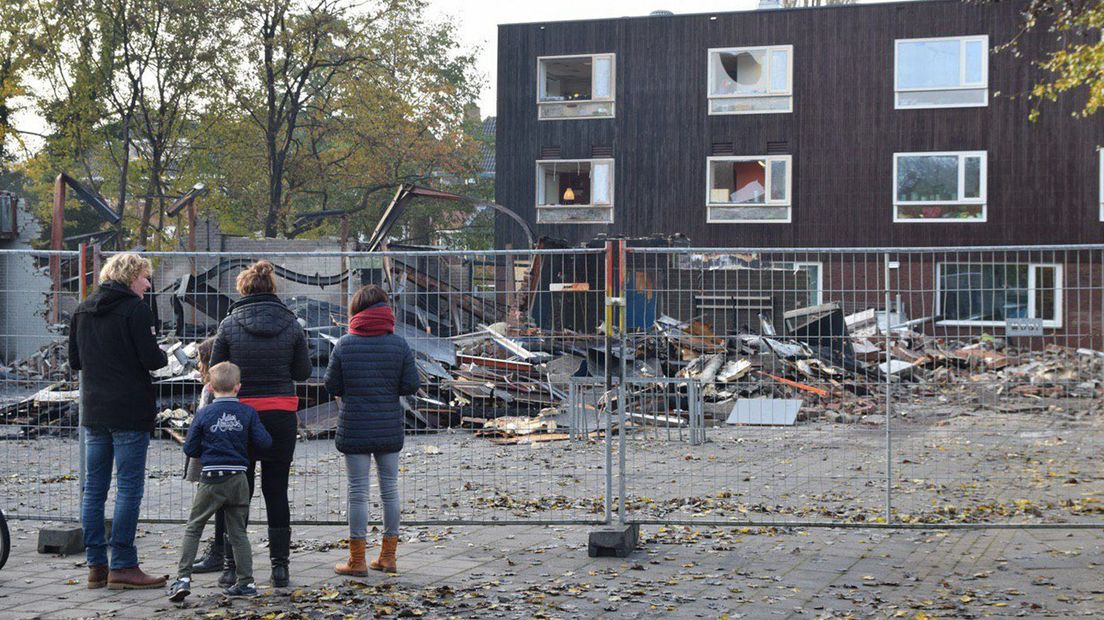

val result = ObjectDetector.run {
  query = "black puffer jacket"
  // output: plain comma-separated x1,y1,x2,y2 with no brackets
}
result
68,281,168,432
210,293,311,398
324,332,419,454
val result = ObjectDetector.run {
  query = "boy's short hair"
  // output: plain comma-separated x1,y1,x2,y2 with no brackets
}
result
207,362,241,393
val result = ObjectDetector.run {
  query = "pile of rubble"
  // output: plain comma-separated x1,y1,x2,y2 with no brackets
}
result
3,282,1103,442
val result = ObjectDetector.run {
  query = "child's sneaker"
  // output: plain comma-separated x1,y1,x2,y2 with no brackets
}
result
223,582,257,597
168,577,191,602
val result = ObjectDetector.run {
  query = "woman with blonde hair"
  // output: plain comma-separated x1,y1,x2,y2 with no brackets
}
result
69,252,168,589
210,260,310,587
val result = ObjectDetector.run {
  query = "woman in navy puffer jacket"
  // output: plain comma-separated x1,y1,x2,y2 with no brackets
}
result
325,285,419,576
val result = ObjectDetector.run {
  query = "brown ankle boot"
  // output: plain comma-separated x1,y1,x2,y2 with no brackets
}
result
369,535,398,573
335,538,369,577
107,566,168,590
87,565,108,589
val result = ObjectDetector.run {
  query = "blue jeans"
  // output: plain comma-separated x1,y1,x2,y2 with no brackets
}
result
81,427,150,569
345,452,400,539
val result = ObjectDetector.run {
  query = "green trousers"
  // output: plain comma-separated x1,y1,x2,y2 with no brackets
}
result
175,473,252,586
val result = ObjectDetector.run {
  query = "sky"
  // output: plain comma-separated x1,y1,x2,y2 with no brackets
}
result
425,0,766,118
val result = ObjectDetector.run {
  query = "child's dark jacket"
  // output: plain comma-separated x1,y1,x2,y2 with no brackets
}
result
183,397,272,474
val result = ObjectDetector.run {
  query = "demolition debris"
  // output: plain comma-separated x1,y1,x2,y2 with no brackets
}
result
2,249,1102,441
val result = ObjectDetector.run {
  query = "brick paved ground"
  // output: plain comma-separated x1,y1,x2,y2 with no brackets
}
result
1,519,1101,618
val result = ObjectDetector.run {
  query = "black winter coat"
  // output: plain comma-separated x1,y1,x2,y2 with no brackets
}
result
210,293,311,398
68,281,168,432
324,332,419,454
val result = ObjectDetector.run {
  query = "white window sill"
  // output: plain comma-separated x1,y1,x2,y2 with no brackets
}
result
936,319,1062,330
894,204,986,223
538,101,615,120
536,205,614,224
707,204,791,224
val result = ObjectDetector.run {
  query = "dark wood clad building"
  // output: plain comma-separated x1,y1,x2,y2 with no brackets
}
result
494,0,1104,249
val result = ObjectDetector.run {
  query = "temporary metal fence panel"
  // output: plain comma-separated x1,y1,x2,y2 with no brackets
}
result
885,248,1103,527
620,245,1104,528
0,249,84,522
0,247,612,526
2,245,1101,529
617,247,891,526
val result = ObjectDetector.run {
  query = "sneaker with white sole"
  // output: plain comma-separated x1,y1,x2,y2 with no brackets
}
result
223,582,257,597
168,578,191,602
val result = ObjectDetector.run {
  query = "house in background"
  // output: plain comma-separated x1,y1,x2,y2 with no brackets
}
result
493,0,1104,343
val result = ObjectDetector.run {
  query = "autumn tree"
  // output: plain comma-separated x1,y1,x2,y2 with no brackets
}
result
128,0,234,245
994,0,1104,120
0,1,37,166
212,0,482,239
289,0,482,242
218,0,379,238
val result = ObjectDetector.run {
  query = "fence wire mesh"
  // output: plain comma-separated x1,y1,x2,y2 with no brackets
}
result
621,246,1103,527
0,249,83,522
0,245,1101,528
0,247,612,526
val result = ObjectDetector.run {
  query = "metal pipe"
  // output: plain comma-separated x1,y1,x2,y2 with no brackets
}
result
883,252,893,524
50,175,66,324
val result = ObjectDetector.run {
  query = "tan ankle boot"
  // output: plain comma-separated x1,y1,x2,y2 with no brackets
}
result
369,535,398,573
335,538,369,577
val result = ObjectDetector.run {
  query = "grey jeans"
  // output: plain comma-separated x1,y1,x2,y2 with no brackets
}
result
345,452,400,539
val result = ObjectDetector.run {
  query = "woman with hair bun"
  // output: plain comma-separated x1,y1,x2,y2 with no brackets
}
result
210,260,310,587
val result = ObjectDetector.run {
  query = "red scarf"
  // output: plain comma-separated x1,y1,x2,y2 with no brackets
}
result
349,303,395,336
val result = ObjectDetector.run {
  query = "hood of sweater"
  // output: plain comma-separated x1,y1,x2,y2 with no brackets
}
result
348,303,395,336
77,280,139,316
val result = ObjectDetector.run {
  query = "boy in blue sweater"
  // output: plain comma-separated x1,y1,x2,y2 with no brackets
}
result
169,362,272,602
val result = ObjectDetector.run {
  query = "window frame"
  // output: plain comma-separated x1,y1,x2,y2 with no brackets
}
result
536,53,616,121
892,150,987,223
934,262,1063,329
706,45,794,116
771,261,823,305
894,35,989,110
1099,147,1103,222
705,155,792,224
534,157,615,224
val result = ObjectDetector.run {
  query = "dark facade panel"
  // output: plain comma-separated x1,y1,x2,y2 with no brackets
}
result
495,0,1104,248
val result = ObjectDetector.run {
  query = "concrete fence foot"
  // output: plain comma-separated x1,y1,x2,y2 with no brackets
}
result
37,526,84,555
588,523,638,557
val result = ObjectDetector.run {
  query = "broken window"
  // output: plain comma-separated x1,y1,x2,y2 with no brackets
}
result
538,54,615,120
895,36,988,109
708,46,792,115
894,151,986,221
937,263,1062,327
535,159,614,224
706,155,791,222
